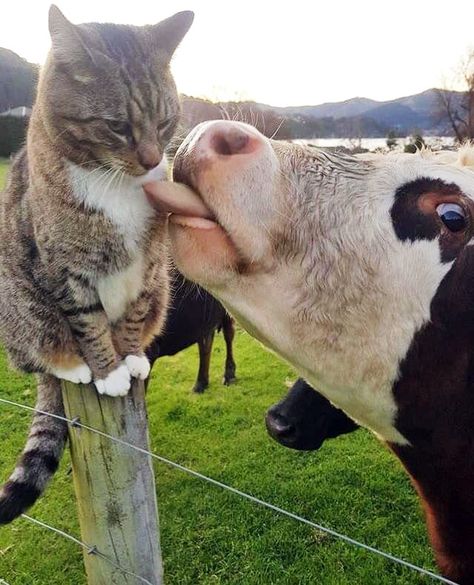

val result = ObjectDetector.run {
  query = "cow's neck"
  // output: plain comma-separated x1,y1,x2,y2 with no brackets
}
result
389,249,474,584
391,443,474,584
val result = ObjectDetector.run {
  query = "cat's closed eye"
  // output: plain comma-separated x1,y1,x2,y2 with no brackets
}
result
160,113,180,129
106,120,132,137
157,116,179,142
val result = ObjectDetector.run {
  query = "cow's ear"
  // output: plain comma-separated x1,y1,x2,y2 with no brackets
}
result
391,178,473,263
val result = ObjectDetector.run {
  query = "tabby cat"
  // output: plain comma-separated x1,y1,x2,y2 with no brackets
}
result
0,5,193,523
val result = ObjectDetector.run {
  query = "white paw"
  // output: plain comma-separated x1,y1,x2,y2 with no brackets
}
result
125,354,151,380
94,364,131,397
52,363,92,384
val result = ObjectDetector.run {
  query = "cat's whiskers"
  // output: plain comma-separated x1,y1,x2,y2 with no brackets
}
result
89,168,115,202
73,163,132,207
74,161,110,179
117,168,126,195
86,165,113,182
75,159,107,169
100,167,123,203
87,166,117,193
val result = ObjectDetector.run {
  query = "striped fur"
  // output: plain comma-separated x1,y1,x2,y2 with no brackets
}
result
0,7,193,522
0,376,67,523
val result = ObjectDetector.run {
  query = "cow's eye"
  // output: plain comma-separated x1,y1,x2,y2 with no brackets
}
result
436,203,466,232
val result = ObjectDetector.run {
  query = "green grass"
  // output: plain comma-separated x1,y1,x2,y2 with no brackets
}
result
0,160,9,189
0,332,437,585
0,162,437,583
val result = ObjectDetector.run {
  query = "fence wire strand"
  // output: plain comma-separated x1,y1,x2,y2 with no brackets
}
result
0,395,459,585
20,514,154,585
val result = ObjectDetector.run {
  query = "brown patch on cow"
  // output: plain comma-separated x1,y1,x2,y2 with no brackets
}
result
390,247,474,583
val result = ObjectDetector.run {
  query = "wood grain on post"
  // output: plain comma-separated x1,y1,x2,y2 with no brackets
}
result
61,379,163,585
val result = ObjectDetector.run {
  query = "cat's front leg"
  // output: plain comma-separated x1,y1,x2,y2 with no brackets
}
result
112,290,154,381
59,277,131,397
67,307,131,397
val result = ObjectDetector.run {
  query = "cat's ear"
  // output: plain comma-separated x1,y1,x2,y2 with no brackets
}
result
152,11,194,59
48,5,95,65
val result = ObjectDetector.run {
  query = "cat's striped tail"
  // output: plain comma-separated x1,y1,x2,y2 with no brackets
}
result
0,374,67,524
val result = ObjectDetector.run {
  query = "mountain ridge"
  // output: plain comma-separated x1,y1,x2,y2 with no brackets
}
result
0,47,460,138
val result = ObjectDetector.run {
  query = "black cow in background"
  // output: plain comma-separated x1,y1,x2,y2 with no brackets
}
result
146,269,236,393
266,378,359,450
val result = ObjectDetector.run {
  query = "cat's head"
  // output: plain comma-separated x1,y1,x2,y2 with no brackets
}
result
38,5,193,177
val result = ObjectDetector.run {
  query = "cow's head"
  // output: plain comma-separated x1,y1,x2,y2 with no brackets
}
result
146,124,474,582
146,121,474,446
266,378,359,451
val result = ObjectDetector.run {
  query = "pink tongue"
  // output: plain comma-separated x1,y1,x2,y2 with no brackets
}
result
170,215,218,230
144,181,213,219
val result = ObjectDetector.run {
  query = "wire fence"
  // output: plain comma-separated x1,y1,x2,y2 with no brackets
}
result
21,514,154,585
0,396,460,585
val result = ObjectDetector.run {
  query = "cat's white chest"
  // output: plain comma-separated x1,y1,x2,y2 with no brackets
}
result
98,255,144,323
68,158,167,251
67,160,168,322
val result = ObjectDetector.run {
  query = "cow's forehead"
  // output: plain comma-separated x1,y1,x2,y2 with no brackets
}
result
283,147,474,265
291,144,474,186
371,150,474,198
224,148,474,444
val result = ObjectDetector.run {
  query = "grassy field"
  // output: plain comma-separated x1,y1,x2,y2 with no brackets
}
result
0,162,437,584
0,160,8,188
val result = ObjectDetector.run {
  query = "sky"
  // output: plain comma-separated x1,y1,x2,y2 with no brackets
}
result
1,0,473,107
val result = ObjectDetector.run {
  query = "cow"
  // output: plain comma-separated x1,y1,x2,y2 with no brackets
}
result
265,378,358,450
146,121,474,583
146,268,236,392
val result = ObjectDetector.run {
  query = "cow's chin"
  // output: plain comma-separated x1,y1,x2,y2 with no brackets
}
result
168,219,241,288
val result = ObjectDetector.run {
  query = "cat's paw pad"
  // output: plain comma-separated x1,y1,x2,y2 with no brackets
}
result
53,363,92,384
125,355,150,380
94,364,131,397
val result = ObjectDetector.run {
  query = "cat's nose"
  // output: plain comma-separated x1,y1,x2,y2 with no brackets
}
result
137,144,162,170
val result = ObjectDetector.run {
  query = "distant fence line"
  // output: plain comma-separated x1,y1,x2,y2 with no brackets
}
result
0,395,460,585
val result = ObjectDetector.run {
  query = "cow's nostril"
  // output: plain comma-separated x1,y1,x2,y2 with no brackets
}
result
211,129,250,156
265,411,295,438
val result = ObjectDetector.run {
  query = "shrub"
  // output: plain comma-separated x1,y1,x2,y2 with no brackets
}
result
404,134,426,154
0,116,27,157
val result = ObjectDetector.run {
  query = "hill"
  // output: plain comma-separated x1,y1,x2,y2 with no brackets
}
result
180,89,461,139
0,48,38,113
0,48,461,138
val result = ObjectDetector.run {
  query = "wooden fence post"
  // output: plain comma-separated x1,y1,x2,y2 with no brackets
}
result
61,378,163,585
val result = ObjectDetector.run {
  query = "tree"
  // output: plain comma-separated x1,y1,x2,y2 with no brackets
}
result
0,48,38,112
386,130,398,150
435,50,474,142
